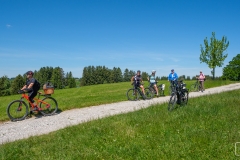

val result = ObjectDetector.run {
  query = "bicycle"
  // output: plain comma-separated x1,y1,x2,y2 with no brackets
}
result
126,83,153,101
6,91,58,121
190,79,201,92
168,80,189,111
168,80,177,95
146,81,165,97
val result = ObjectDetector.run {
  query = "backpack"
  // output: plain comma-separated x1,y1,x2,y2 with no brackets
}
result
34,79,41,91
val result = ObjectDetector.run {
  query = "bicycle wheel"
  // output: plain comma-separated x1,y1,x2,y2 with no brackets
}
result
190,84,198,92
149,87,156,95
39,96,58,116
168,86,172,95
7,100,29,121
144,87,153,99
168,93,177,111
181,90,189,106
126,88,139,101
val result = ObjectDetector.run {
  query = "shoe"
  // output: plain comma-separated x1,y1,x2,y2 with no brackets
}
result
31,106,39,111
143,95,147,99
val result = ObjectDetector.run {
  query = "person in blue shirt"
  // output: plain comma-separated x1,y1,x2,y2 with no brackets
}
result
147,70,159,96
168,69,178,86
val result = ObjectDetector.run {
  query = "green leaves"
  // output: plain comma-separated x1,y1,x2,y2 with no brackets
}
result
222,54,240,80
200,32,229,79
81,66,130,86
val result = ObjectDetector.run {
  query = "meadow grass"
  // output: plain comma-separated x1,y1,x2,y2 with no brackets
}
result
0,89,240,159
0,80,236,122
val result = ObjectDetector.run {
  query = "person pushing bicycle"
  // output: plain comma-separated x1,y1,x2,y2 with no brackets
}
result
131,70,146,96
147,70,159,96
20,71,40,110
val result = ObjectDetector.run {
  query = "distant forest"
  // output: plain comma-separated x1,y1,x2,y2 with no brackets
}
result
0,66,76,96
0,65,212,97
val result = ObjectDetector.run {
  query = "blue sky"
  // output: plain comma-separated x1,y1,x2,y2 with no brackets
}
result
1,0,239,78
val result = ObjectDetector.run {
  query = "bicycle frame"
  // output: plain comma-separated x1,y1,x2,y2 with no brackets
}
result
20,92,49,109
133,85,144,96
149,82,164,93
170,80,177,92
194,79,199,87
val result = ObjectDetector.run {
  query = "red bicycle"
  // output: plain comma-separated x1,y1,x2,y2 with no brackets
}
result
7,91,58,121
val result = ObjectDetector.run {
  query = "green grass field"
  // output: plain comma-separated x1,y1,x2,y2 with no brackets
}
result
0,80,236,122
0,88,240,159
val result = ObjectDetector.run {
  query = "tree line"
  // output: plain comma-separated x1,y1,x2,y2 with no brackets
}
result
1,54,238,97
80,66,161,86
0,66,76,96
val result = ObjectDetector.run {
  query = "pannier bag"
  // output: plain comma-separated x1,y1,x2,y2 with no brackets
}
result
43,82,54,95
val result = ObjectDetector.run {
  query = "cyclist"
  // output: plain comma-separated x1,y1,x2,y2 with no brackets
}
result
131,70,146,96
168,69,178,86
20,71,40,111
147,70,159,96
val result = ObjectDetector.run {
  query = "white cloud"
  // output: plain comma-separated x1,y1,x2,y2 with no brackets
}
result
170,58,180,62
6,24,12,28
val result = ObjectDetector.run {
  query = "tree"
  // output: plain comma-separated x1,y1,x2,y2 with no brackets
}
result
192,76,197,80
36,66,53,86
141,72,149,81
222,54,240,81
123,68,132,82
200,32,229,79
65,72,69,86
80,67,88,86
67,71,76,88
116,67,123,82
51,67,65,89
0,76,11,96
179,75,186,80
161,76,168,80
129,70,136,78
10,74,25,95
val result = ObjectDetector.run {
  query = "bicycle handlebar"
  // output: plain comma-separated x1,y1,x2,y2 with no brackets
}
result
18,90,25,94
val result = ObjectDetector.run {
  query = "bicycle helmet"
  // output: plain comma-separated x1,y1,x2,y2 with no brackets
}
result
26,71,34,75
152,70,156,73
137,70,141,73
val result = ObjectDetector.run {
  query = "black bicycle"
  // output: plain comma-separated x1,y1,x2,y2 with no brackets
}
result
168,80,189,111
126,84,153,101
190,79,201,92
168,80,176,95
146,81,165,97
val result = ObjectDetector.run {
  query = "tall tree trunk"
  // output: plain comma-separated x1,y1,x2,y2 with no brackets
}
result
213,67,215,79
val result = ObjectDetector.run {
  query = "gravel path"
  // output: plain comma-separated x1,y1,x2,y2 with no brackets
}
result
1,83,240,145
